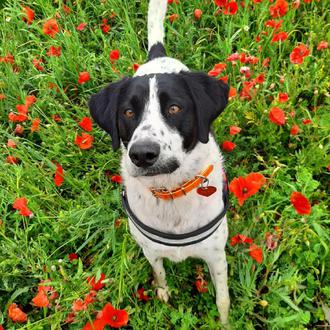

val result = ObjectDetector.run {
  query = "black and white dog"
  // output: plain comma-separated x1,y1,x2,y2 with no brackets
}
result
89,0,230,324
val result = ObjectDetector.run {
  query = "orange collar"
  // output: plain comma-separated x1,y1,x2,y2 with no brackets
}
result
150,165,214,200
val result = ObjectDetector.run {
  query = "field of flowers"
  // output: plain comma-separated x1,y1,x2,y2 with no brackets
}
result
0,0,329,329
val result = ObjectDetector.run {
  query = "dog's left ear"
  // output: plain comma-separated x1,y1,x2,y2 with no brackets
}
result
88,78,130,150
181,71,229,143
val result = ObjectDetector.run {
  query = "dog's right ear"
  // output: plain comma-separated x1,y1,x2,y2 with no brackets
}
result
88,78,129,150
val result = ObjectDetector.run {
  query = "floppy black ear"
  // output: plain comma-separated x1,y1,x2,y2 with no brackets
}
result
88,78,129,150
181,71,229,143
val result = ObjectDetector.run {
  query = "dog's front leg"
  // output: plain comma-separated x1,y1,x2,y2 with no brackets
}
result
143,250,170,302
206,252,230,326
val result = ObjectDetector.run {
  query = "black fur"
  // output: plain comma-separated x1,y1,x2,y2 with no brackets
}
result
148,42,166,61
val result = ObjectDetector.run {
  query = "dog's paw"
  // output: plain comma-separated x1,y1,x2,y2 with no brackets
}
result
157,287,170,302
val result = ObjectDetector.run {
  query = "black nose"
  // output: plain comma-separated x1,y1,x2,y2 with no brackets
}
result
129,141,160,168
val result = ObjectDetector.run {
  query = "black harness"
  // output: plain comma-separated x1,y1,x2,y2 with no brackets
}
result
121,175,229,247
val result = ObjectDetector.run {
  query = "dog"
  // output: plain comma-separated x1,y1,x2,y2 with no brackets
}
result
88,0,230,325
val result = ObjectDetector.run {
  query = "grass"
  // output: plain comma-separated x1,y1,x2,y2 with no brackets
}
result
0,0,329,329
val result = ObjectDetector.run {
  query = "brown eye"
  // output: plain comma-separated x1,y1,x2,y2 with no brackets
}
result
168,105,182,115
124,109,135,118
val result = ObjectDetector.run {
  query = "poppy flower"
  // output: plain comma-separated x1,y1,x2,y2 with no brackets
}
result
226,52,240,62
22,6,35,25
31,118,40,132
79,117,93,131
65,313,76,324
6,156,19,164
0,325,3,330
195,279,208,293
8,303,27,323
228,86,237,99
84,318,107,330
77,22,87,31
302,119,312,125
269,107,286,126
32,57,44,71
271,31,288,42
229,172,266,206
278,92,288,103
262,57,270,67
84,290,97,305
290,191,311,215
249,244,263,263
101,303,129,328
42,19,59,38
69,253,78,261
13,197,33,217
111,175,123,184
194,9,202,19
221,141,236,152
14,124,24,135
47,46,61,57
215,0,227,6
109,50,120,62
290,124,300,136
100,18,110,34
290,44,310,65
265,19,283,30
62,4,72,14
75,133,93,150
229,126,241,135
223,1,238,15
7,139,17,148
132,63,140,72
87,273,106,291
169,13,179,23
208,63,226,77
0,53,14,64
317,41,328,51
230,234,253,246
25,95,37,106
78,71,90,84
54,163,64,187
136,288,150,301
32,290,49,308
269,0,289,18
72,299,87,312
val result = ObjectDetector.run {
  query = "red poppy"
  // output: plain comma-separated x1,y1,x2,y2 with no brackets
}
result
88,273,106,291
32,290,49,308
72,299,87,312
0,325,3,330
289,44,310,65
136,288,150,301
221,141,236,152
269,107,286,126
269,0,289,18
8,303,27,323
278,92,288,103
79,117,93,131
75,133,93,149
7,139,17,148
317,41,328,51
249,244,263,263
14,124,24,135
100,18,110,34
0,53,15,64
195,279,208,293
6,156,19,164
229,126,241,135
42,19,60,38
226,52,239,62
78,71,90,84
62,4,72,14
102,303,129,328
265,19,283,30
65,313,76,324
223,1,238,15
84,290,97,305
13,197,33,217
111,175,123,184
229,172,266,206
22,6,35,25
228,86,237,99
262,57,270,67
302,119,312,125
25,95,37,106
47,46,61,57
110,50,120,62
32,57,44,71
76,23,87,31
194,9,202,19
69,253,78,261
215,0,227,6
290,191,311,215
169,13,179,23
208,63,226,77
271,31,288,42
54,163,64,187
132,63,140,72
230,234,253,246
31,118,40,132
290,124,300,136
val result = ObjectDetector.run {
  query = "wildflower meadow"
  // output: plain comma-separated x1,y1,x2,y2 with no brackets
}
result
0,0,329,329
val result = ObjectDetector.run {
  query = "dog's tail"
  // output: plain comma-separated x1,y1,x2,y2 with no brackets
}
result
147,0,167,60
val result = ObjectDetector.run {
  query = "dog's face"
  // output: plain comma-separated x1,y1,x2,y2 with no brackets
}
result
89,71,228,177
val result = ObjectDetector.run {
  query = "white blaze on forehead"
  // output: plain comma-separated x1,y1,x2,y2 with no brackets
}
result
134,57,189,77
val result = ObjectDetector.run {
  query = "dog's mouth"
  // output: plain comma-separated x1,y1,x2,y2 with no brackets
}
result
131,158,179,177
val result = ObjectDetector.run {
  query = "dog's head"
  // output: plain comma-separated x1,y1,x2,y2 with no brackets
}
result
88,71,229,177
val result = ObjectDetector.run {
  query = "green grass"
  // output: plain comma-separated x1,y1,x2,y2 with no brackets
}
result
1,0,329,329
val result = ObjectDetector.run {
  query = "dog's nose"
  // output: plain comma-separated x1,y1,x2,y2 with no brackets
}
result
129,141,160,168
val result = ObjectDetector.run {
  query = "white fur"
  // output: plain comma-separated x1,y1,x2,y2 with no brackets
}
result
148,0,168,50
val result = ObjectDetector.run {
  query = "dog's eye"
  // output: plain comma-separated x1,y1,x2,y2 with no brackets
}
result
168,105,182,115
124,109,135,118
